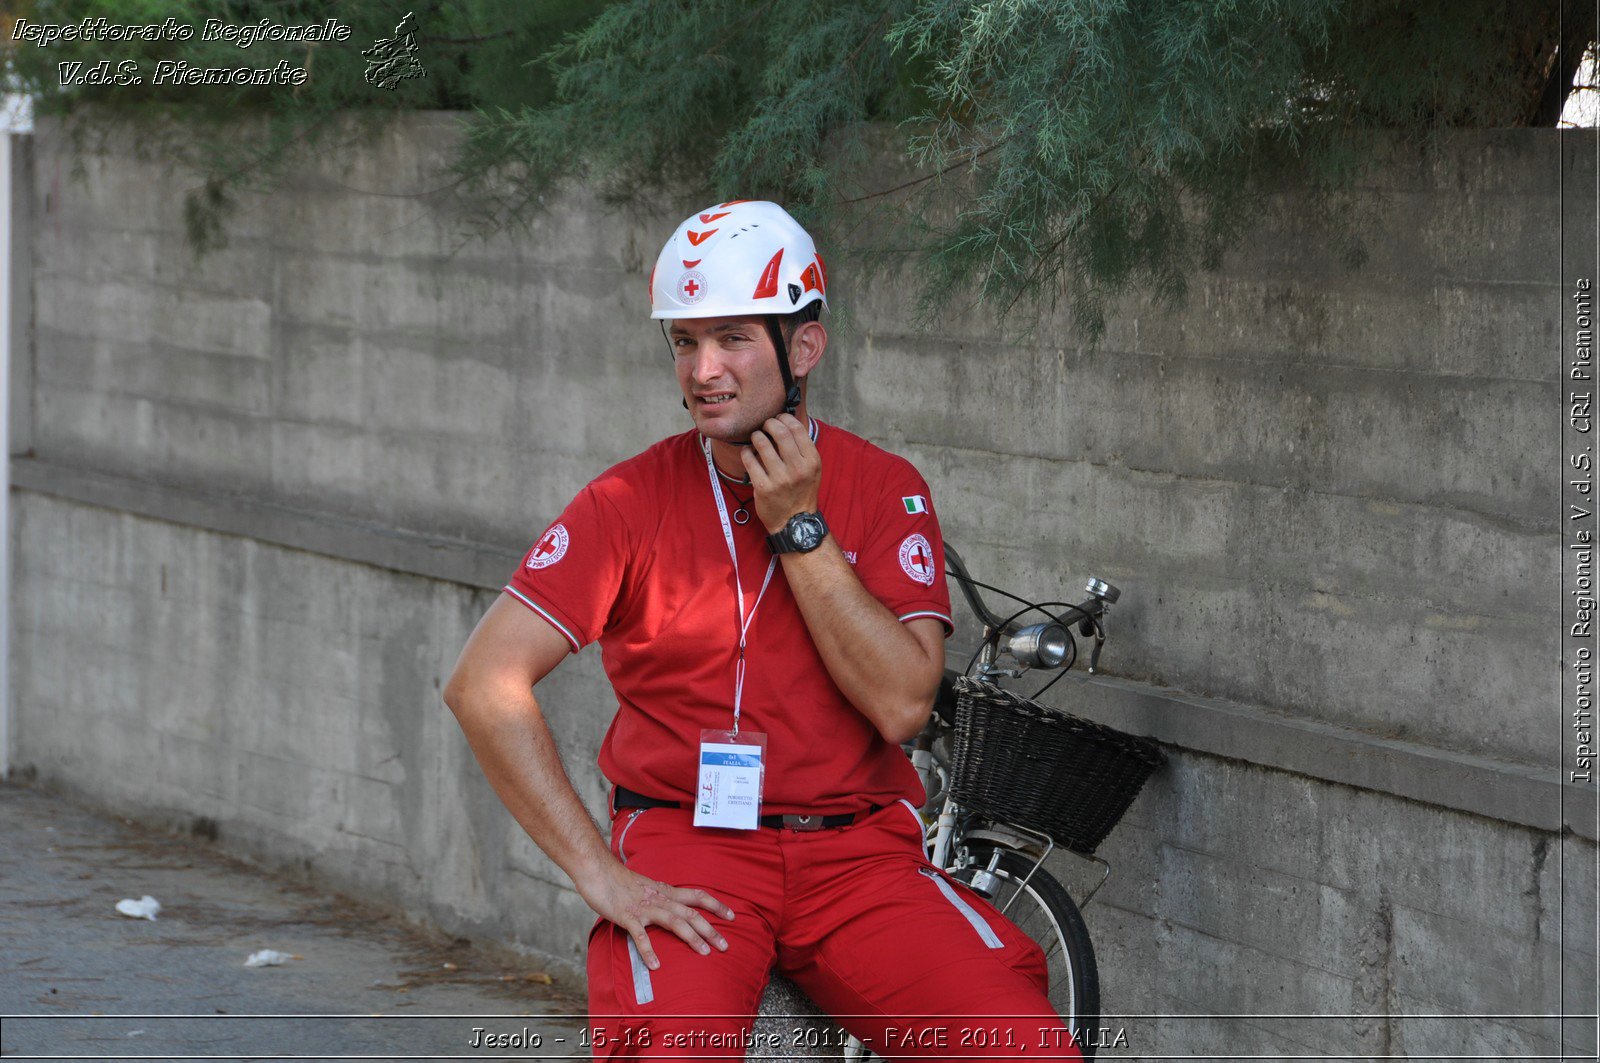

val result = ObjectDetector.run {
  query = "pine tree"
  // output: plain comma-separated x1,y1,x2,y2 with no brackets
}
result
6,0,1593,335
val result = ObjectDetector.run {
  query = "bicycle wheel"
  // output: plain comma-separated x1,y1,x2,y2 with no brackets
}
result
950,845,1101,1060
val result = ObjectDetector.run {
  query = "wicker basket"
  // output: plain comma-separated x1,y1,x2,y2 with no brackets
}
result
948,675,1165,855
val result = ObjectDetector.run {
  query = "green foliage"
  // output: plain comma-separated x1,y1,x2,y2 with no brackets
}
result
6,0,1588,335
456,0,1586,337
450,0,926,238
885,0,1352,331
3,0,611,251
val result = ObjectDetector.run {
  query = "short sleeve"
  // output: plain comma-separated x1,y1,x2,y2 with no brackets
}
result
853,462,954,635
504,481,633,652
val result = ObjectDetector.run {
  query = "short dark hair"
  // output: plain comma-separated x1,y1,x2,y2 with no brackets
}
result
778,300,823,341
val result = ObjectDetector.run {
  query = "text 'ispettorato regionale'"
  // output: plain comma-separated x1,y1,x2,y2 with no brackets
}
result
12,17,353,87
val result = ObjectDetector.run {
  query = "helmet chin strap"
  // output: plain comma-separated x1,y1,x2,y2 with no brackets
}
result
762,316,803,417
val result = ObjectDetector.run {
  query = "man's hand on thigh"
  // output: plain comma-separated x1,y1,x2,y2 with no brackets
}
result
579,859,735,970
587,811,786,1052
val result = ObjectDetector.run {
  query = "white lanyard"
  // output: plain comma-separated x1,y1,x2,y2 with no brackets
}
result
702,439,778,736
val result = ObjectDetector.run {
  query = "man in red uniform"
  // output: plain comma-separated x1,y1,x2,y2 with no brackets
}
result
445,202,1078,1059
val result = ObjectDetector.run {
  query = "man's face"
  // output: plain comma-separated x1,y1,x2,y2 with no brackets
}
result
669,316,786,443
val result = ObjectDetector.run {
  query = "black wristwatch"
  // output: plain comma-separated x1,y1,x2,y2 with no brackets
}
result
767,512,829,554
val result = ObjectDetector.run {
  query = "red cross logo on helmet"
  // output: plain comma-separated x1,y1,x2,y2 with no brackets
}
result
677,270,708,304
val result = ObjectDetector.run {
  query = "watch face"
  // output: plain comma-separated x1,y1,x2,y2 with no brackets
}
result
792,514,826,550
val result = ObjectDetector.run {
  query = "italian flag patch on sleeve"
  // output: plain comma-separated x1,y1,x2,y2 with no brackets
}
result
902,495,927,515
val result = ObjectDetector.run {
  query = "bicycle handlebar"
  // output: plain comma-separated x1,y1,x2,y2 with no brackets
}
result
940,543,1121,690
942,543,1003,630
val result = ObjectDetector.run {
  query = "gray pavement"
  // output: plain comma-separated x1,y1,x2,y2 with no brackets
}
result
0,781,589,1061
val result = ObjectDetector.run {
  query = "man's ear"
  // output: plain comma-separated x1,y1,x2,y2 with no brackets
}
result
789,320,827,378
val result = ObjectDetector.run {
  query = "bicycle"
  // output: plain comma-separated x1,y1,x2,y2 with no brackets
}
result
852,544,1164,1061
753,545,1164,1061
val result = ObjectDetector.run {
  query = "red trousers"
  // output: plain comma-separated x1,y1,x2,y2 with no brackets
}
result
587,800,1083,1061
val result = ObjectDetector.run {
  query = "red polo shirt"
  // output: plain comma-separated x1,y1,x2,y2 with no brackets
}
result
504,419,952,815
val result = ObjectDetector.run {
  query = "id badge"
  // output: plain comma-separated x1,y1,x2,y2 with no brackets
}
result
693,730,767,830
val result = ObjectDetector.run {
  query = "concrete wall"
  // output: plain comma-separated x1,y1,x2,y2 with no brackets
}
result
8,113,1596,1056
11,492,606,964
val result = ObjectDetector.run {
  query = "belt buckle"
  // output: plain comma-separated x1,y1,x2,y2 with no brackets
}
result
781,813,824,832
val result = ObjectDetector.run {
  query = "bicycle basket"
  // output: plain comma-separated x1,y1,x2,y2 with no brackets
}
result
948,675,1165,854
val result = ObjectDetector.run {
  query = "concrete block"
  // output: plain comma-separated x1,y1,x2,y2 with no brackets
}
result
35,381,275,487
335,773,410,851
1151,920,1370,1056
235,751,320,822
1543,834,1599,1022
1388,903,1559,1040
272,251,379,330
271,321,364,426
38,333,271,416
35,139,183,237
361,341,520,437
1228,187,1561,291
155,234,279,298
157,731,237,803
920,448,1556,759
1372,813,1548,937
266,419,369,505
1158,843,1371,975
35,270,270,361
33,220,159,282
1157,757,1372,893
863,332,1555,525
1072,819,1159,917
924,445,1547,614
1079,904,1158,1020
34,274,156,346
1391,1001,1564,1060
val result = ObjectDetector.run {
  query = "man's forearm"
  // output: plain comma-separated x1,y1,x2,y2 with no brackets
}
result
738,413,942,743
446,675,735,965
777,537,941,743
446,682,613,887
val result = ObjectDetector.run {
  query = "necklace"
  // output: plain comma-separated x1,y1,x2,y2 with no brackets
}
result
715,466,755,525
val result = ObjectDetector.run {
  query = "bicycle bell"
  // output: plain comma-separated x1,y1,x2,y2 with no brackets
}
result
1085,576,1119,605
1079,576,1120,637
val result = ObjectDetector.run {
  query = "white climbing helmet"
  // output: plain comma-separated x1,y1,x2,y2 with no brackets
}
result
649,200,829,320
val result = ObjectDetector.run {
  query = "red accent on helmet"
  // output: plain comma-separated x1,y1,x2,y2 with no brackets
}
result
698,211,730,225
687,229,717,247
816,253,828,293
752,249,784,300
648,264,656,302
801,263,823,294
719,200,752,207
682,259,701,268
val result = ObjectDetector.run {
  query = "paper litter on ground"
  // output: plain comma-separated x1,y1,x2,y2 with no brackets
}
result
244,949,297,967
114,895,160,920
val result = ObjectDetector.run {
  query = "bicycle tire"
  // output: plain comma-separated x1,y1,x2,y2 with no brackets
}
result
950,845,1101,1060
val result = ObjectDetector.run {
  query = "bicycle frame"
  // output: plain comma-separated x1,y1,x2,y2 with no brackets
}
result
916,545,1121,909
917,732,1114,912
841,548,1120,1061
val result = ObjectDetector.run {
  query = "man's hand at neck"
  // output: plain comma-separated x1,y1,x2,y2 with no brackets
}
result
739,413,821,533
708,409,811,485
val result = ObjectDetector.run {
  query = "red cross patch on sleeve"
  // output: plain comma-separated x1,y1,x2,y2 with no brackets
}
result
525,523,570,569
897,533,936,586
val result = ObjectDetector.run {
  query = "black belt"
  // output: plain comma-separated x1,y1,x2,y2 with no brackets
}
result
612,786,880,832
